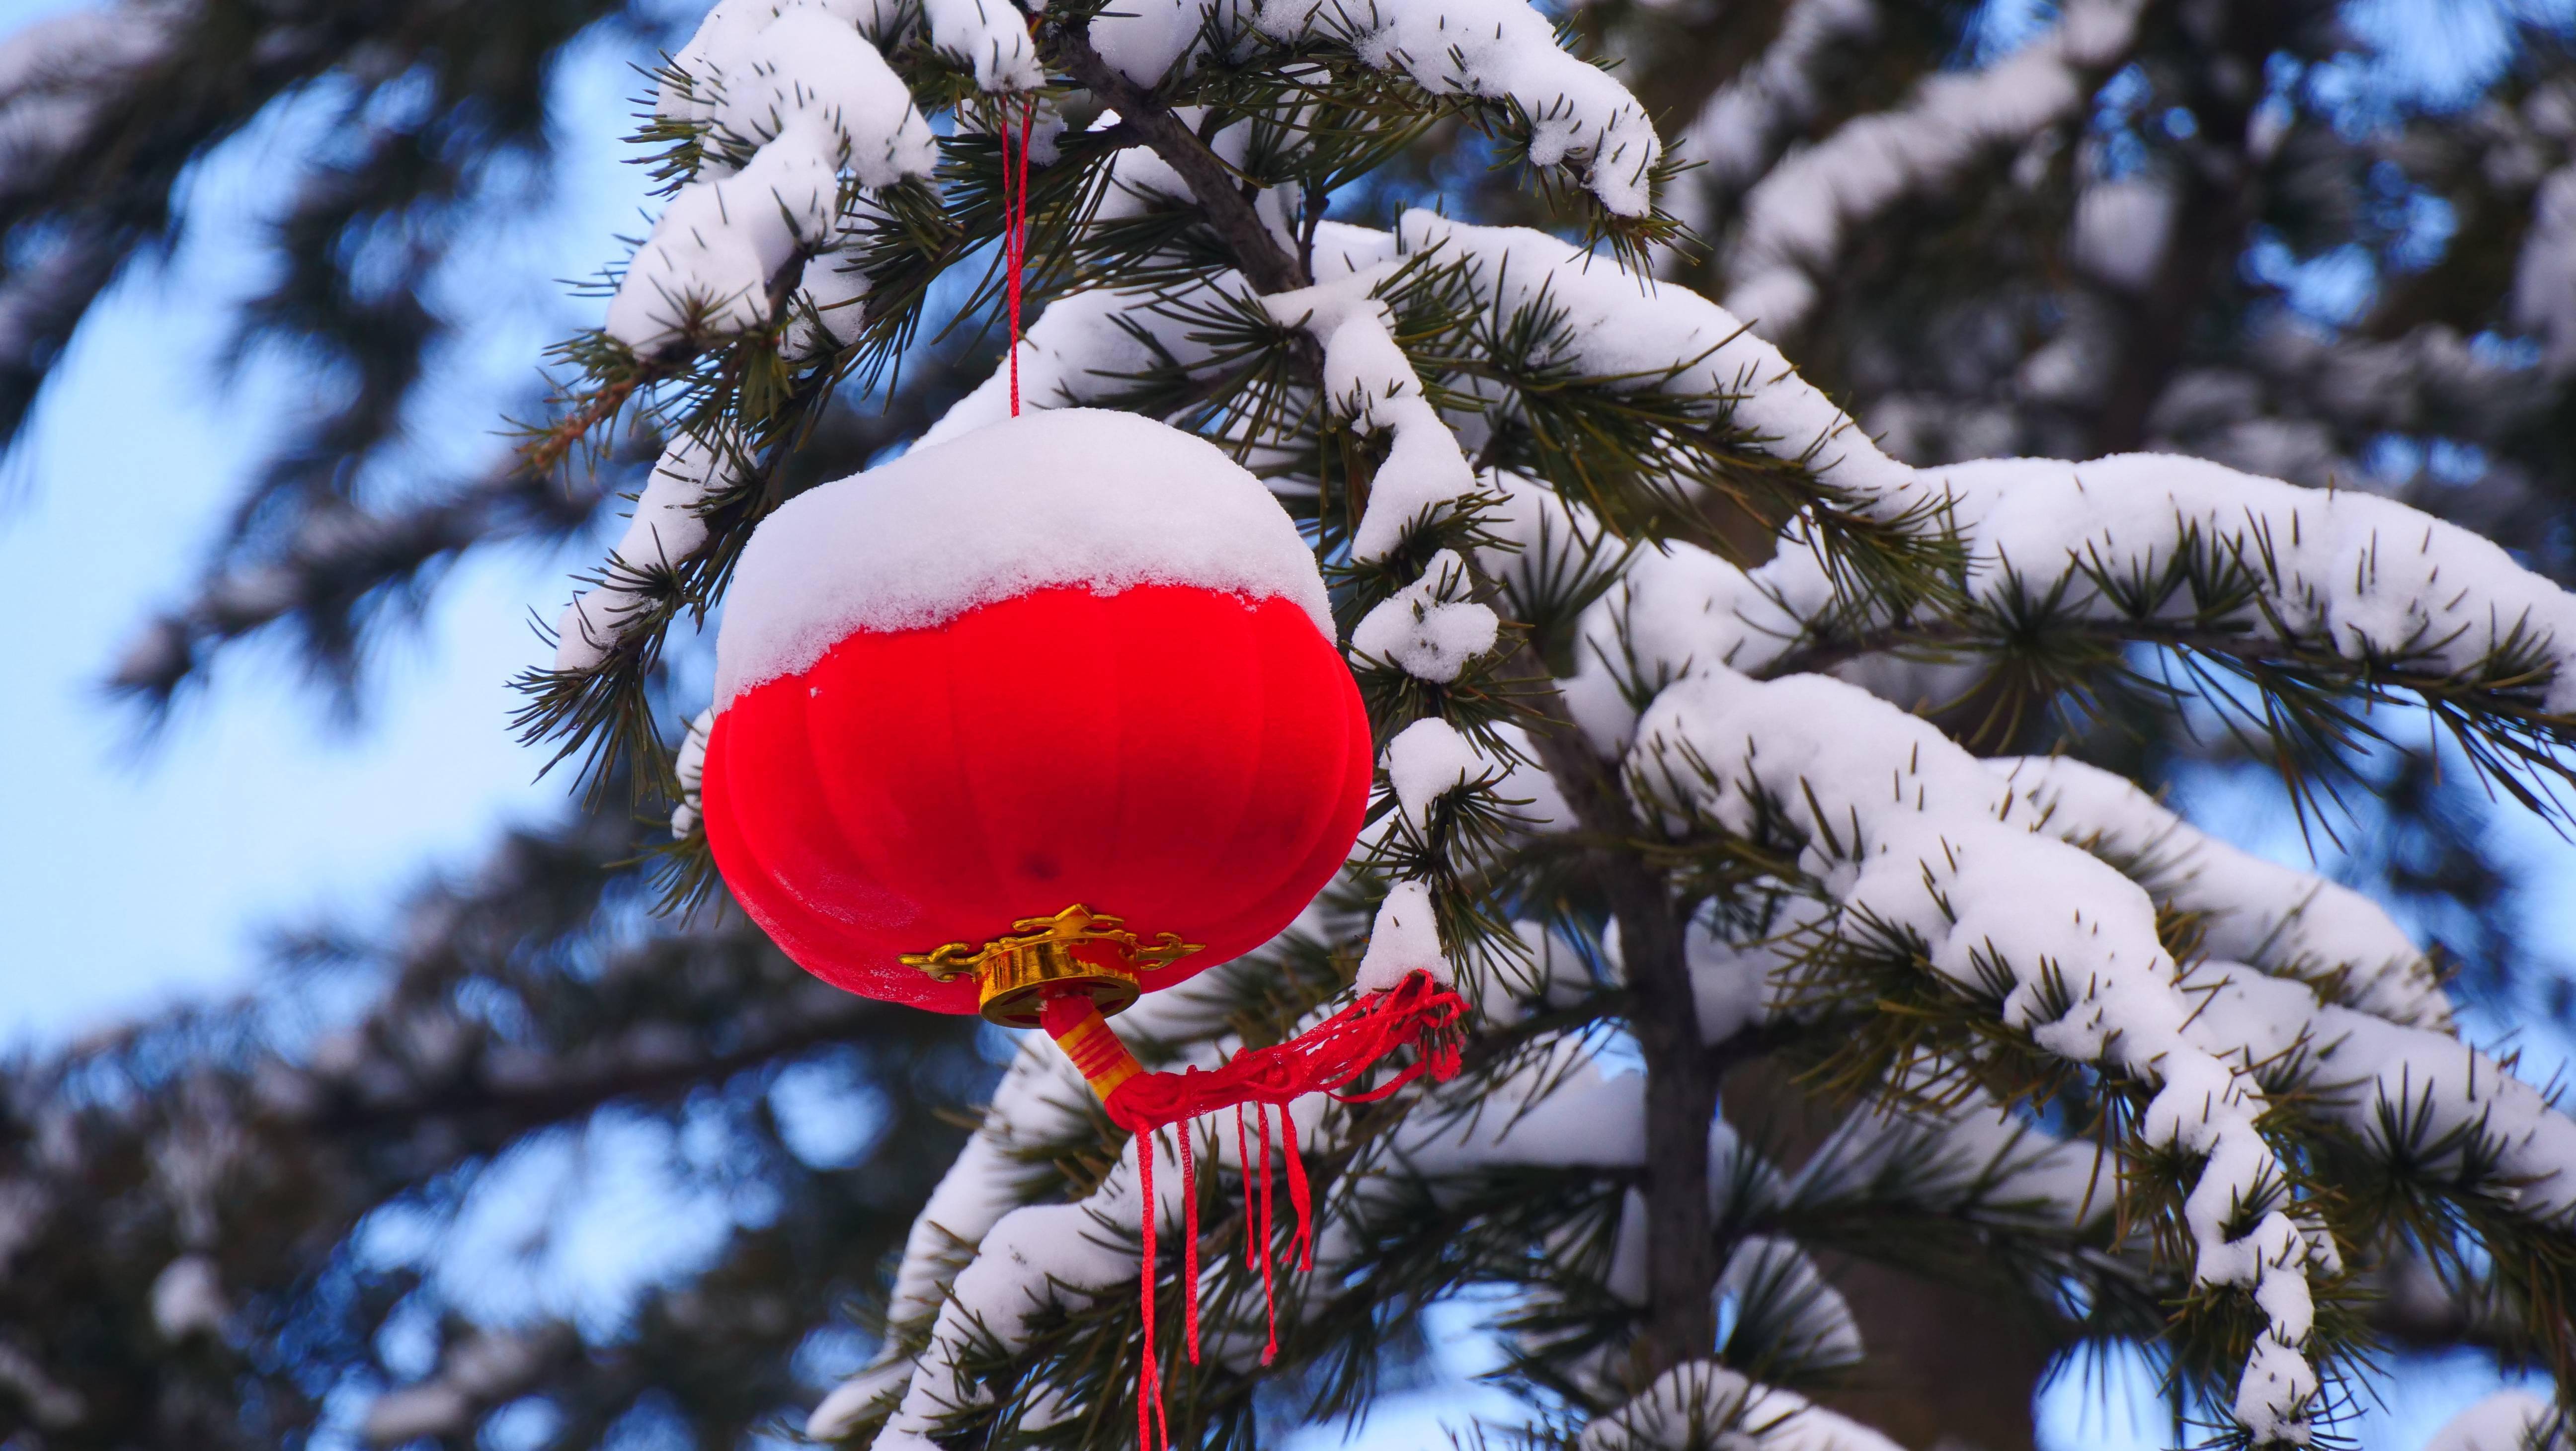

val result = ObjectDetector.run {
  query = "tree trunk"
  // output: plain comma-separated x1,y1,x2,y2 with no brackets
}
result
1723,1055,2061,1451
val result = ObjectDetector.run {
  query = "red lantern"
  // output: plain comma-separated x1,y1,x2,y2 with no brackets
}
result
703,580,1370,1020
696,410,1464,1431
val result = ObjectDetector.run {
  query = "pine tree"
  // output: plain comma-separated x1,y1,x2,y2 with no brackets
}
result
10,3,2576,1451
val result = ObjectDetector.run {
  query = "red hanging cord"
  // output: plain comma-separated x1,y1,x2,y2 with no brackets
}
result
1003,94,1034,418
1179,1124,1201,1365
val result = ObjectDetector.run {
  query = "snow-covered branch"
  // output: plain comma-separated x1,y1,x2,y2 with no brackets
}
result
1631,666,2331,1441
1999,756,2451,1029
1581,1362,1902,1451
1080,0,1662,219
1719,0,2147,338
610,0,939,354
1673,0,1879,227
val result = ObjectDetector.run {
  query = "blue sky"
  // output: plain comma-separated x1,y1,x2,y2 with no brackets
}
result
0,5,646,1045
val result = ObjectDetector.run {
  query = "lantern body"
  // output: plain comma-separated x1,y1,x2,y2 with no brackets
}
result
699,408,1367,1014
704,581,1370,1013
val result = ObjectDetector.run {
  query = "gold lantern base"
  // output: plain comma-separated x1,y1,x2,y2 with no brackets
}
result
899,904,1200,1028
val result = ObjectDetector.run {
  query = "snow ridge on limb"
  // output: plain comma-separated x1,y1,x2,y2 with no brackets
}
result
2179,962,2576,1223
1432,212,2576,769
553,432,745,673
1251,0,1660,217
1720,0,2148,339
1997,756,2452,1030
1674,0,1879,217
0,6,168,204
805,1020,1110,1442
610,0,939,353
1078,0,1662,218
1579,1361,1904,1451
1402,211,1915,505
1629,667,2329,1443
1265,260,1507,990
1922,452,2576,720
1263,263,1485,564
2423,1390,2569,1451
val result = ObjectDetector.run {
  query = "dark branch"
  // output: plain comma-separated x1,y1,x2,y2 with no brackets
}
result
1048,29,1312,296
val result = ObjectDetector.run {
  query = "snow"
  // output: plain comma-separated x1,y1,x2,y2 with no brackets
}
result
664,0,1033,117
709,9,936,184
0,8,166,203
1384,717,1488,830
862,966,1349,1446
1427,281,2576,743
2181,962,2576,1223
1793,1098,2110,1232
920,0,1043,91
149,1253,226,1341
1580,1362,1904,1451
816,958,1320,1430
2512,164,2576,378
1998,756,2450,1028
2424,1390,2560,1451
921,282,1249,444
1087,0,1225,92
1085,0,1663,216
805,1360,914,1440
1678,0,1879,197
1684,906,1816,1043
609,0,937,352
785,247,872,359
1357,879,1449,989
1631,666,2326,1441
1350,550,1501,682
1923,452,2576,716
1265,266,1483,562
1721,0,2147,337
713,408,1334,709
606,133,844,351
670,707,715,839
1716,1235,1863,1370
2071,177,2176,292
0,1341,81,1429
554,431,744,672
1402,211,1916,504
361,1328,556,1445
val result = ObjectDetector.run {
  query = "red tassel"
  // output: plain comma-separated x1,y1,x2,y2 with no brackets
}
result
1137,1129,1159,1451
1180,1123,1200,1365
1101,971,1467,1132
1280,1107,1314,1274
1257,1103,1279,1364
1091,973,1466,1449
1235,1105,1257,1271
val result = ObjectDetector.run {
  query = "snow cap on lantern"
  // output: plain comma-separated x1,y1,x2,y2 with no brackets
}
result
702,408,1369,1022
714,407,1333,708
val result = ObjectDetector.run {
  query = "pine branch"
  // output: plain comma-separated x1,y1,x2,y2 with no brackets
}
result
1048,27,1312,297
